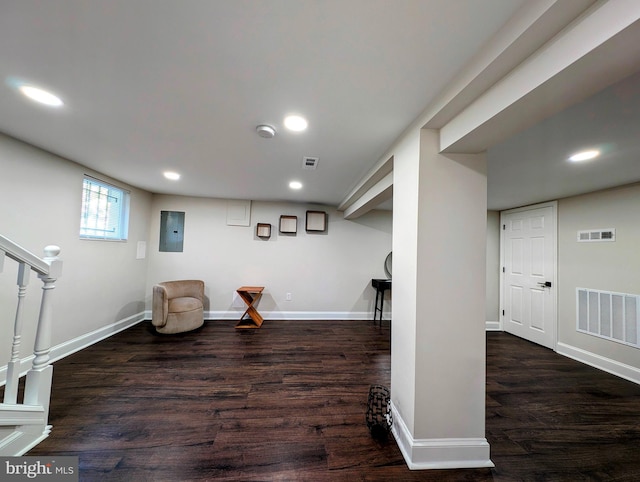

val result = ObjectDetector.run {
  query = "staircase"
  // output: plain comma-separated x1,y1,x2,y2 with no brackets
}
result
0,235,62,455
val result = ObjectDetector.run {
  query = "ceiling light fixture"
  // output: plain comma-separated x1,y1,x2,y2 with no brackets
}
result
256,124,276,138
289,181,303,190
163,171,181,181
284,115,308,132
569,149,600,162
18,84,64,107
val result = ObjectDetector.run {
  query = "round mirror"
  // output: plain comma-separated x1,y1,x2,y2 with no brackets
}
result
384,252,392,278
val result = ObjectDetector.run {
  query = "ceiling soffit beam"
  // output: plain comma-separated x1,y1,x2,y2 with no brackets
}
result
337,0,594,219
422,0,597,130
440,0,640,153
343,172,393,220
338,156,393,213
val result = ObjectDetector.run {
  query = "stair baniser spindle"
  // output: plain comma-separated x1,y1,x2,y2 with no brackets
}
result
3,263,31,404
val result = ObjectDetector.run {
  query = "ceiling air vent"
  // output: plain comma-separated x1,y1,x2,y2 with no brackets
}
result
577,228,616,242
302,157,319,170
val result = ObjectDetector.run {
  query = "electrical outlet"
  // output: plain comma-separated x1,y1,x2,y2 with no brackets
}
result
285,292,292,301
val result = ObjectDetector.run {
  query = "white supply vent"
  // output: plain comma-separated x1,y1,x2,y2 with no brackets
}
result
577,288,639,349
302,157,319,170
577,228,615,242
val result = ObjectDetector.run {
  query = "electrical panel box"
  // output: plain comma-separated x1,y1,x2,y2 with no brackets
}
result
159,211,185,252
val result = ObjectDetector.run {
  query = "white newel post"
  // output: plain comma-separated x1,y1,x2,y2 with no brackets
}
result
3,263,31,404
23,246,62,423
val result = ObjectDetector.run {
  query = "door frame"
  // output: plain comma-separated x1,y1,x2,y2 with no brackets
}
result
499,200,558,350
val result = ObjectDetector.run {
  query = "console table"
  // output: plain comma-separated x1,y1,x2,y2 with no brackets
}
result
235,286,265,329
371,279,391,325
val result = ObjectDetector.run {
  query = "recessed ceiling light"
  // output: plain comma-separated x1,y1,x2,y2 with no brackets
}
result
289,181,303,190
569,149,600,162
163,171,181,180
18,84,64,107
284,115,308,132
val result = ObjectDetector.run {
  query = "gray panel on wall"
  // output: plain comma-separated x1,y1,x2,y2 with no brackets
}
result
159,211,185,252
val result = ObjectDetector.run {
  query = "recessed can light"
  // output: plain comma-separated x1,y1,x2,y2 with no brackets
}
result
18,85,64,107
569,150,600,162
163,171,181,180
289,181,303,190
284,115,308,132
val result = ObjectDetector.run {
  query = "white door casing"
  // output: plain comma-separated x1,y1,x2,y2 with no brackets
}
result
500,202,557,349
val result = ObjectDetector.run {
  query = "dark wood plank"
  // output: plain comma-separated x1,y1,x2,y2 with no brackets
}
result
18,321,640,480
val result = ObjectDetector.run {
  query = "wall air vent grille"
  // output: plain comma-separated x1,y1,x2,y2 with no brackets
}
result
577,288,639,349
302,157,319,170
577,228,615,242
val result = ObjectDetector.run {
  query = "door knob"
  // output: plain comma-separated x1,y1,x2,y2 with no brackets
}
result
537,281,552,288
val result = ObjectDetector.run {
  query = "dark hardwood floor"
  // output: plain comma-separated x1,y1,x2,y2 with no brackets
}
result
20,320,640,481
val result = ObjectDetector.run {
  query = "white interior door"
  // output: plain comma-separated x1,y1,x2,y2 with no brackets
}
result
501,202,557,349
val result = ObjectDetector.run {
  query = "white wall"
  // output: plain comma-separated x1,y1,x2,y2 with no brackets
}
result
558,183,640,371
413,132,488,441
390,128,421,434
486,211,501,323
0,133,152,369
145,195,392,318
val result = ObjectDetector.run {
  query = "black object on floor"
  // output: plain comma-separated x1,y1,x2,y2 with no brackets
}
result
366,384,392,439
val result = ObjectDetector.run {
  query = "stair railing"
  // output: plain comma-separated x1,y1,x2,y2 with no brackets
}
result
0,235,62,424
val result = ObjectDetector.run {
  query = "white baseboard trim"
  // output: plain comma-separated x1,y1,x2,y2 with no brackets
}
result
556,342,640,385
144,310,377,321
390,402,494,470
0,312,145,387
485,321,501,331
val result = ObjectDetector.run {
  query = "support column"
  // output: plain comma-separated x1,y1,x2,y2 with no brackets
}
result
391,128,491,469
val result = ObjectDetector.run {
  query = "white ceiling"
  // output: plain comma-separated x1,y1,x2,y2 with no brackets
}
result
1,0,525,205
1,1,639,212
488,69,640,210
